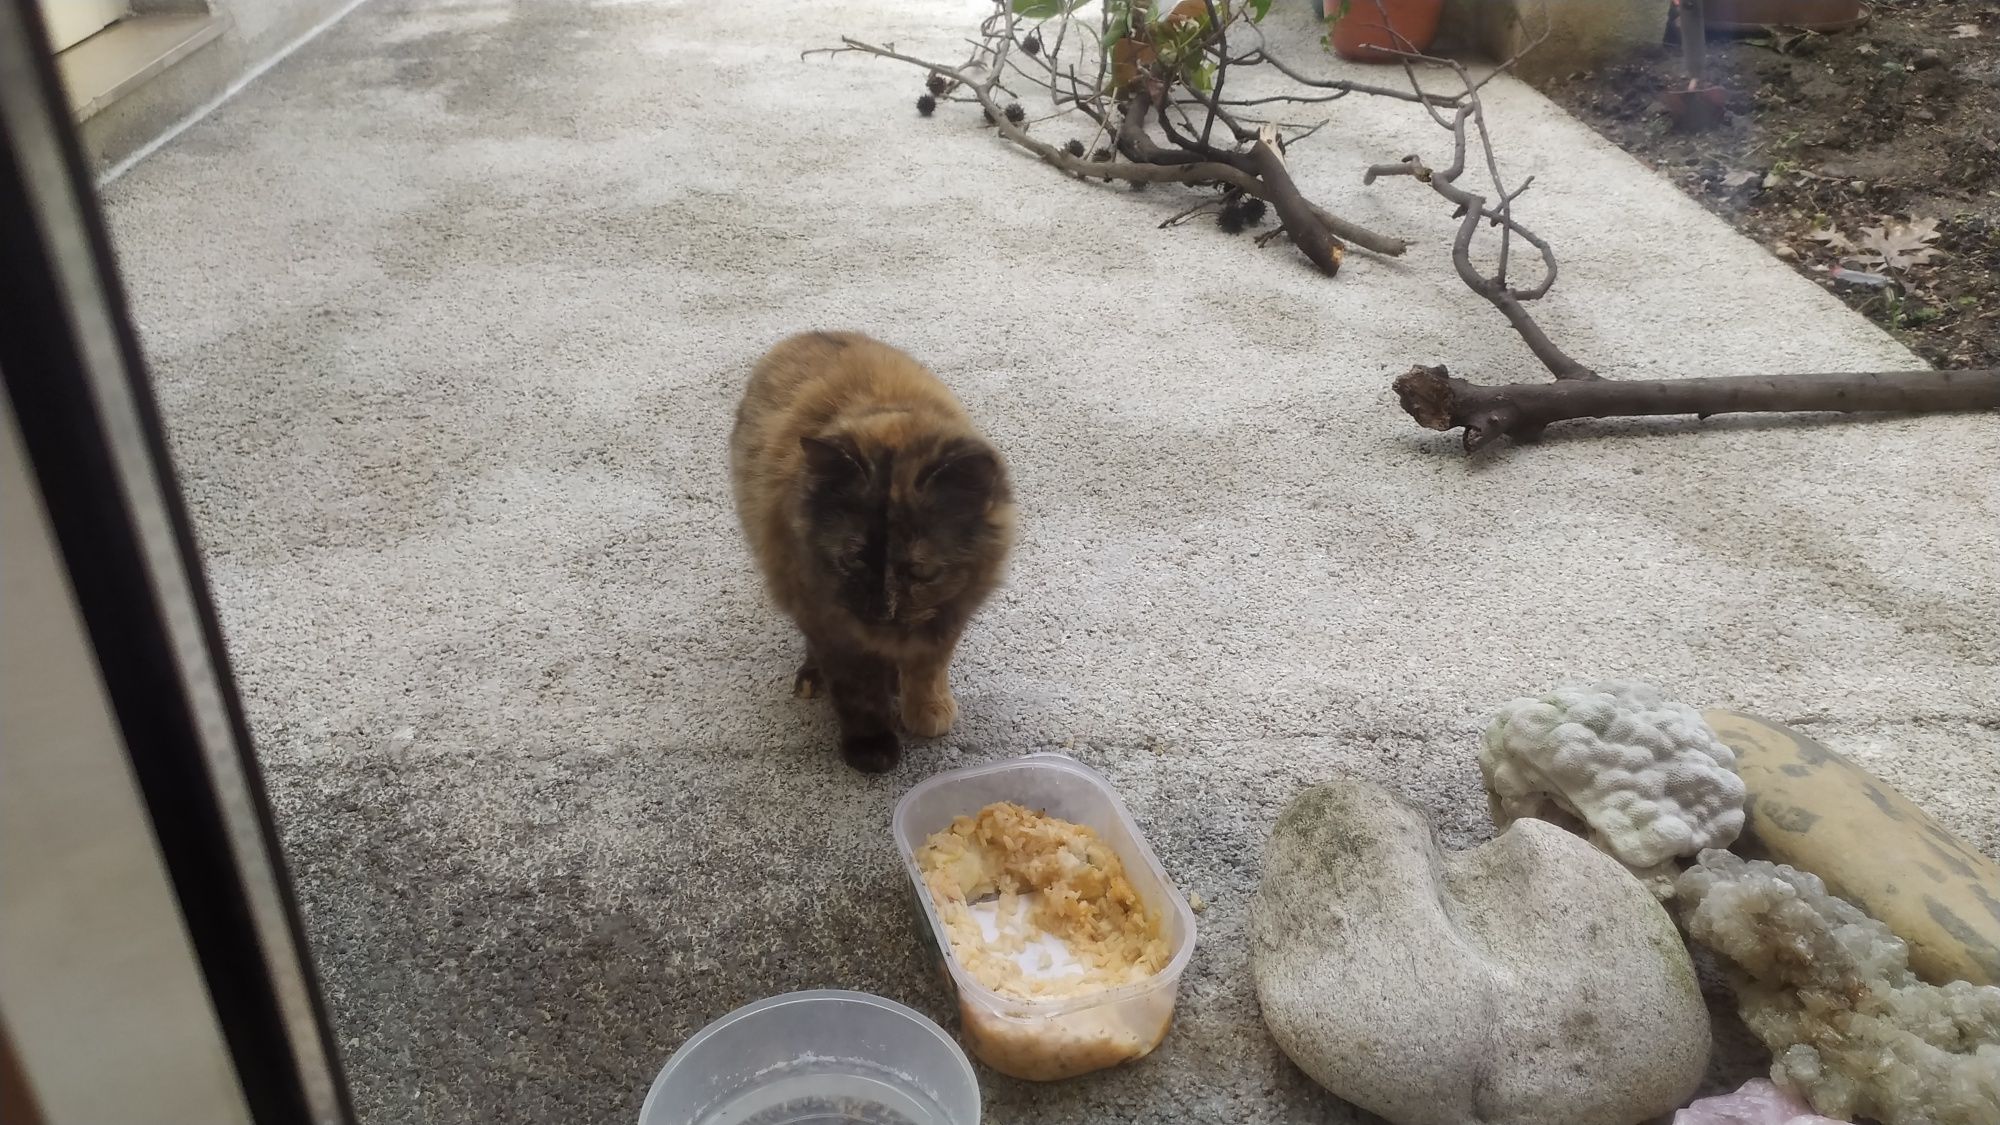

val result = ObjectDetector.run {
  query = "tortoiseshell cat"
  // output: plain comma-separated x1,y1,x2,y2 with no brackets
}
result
730,332,1015,772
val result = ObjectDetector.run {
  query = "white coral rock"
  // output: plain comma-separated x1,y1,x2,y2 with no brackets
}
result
1480,681,1746,893
1677,850,2000,1125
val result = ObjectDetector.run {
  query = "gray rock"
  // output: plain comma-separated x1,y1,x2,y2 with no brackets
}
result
1250,781,1709,1125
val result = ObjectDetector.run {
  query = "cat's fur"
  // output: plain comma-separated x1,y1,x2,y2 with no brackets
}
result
730,331,1015,772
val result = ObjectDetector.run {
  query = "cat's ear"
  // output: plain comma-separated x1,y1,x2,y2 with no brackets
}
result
917,439,1002,503
800,433,866,483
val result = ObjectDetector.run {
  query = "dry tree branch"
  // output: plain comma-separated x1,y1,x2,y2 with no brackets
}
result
1196,0,1229,149
1159,198,1223,227
1217,91,1351,107
1360,13,1995,448
1396,366,2000,452
818,1,1415,274
823,4,1995,449
1329,4,1602,382
1363,110,1593,381
1233,48,1460,107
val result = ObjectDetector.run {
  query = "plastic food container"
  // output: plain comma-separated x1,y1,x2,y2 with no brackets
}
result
638,990,980,1125
892,754,1197,1081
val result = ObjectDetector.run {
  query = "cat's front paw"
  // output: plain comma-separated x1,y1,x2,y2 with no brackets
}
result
793,662,822,699
841,731,901,773
901,692,957,738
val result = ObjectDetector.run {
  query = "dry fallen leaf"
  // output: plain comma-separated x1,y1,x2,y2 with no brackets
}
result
1808,226,1855,253
1951,24,1981,39
1854,216,1942,271
1722,169,1760,188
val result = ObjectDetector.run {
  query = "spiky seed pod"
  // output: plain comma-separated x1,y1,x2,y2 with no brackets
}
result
1217,203,1247,234
1065,139,1085,158
926,74,947,96
1004,102,1025,125
1023,31,1043,56
917,93,937,117
1090,147,1113,162
1239,197,1268,225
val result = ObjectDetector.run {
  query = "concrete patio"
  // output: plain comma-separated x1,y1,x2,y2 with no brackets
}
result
99,0,1999,1122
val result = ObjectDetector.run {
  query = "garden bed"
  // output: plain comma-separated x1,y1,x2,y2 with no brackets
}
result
1532,0,1999,369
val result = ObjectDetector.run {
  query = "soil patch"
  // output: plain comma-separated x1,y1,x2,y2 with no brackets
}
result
1533,0,2000,369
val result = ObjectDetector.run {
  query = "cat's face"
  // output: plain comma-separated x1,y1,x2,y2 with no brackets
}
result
798,431,1008,630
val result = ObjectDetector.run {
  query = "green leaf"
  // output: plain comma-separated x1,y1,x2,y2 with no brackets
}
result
1013,0,1066,18
1249,0,1273,20
1188,60,1216,93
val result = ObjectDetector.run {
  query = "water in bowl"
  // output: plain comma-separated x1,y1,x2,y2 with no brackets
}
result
700,1066,945,1125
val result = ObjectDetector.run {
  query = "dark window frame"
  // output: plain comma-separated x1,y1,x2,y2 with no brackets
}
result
0,2,353,1121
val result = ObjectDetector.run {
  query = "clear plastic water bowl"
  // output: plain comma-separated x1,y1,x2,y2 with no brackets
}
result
639,990,980,1125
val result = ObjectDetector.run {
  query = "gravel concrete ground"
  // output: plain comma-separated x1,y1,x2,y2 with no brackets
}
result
101,0,1999,1121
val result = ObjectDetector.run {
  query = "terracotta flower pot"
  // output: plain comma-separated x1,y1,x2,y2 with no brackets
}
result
1328,0,1445,63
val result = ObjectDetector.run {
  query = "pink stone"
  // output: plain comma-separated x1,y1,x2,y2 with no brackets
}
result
1673,1079,1850,1125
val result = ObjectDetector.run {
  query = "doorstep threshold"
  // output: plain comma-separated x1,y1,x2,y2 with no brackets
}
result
57,12,227,122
